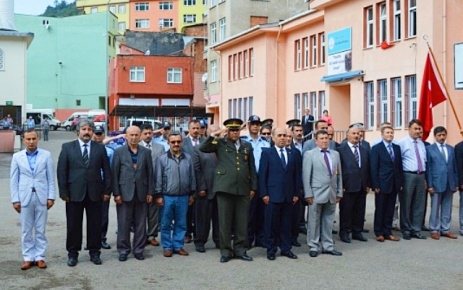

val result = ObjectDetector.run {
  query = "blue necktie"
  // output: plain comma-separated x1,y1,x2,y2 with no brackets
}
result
387,144,394,161
280,148,286,168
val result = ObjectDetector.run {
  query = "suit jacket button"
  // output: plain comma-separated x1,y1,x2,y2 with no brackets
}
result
237,168,240,171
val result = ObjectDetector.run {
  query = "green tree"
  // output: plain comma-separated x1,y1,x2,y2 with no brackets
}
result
41,1,83,17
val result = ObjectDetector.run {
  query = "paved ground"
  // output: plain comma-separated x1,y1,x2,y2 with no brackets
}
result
1,131,463,289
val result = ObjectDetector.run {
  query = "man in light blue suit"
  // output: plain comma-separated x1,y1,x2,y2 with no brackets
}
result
425,126,459,240
10,129,56,270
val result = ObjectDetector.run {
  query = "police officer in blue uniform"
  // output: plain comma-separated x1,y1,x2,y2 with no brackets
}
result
153,121,171,151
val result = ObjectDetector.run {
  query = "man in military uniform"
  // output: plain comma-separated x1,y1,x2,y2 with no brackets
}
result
199,118,258,263
241,115,270,248
153,121,171,152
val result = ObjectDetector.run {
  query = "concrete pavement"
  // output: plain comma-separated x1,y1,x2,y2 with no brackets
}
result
1,131,462,289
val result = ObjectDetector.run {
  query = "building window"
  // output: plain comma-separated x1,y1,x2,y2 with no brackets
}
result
295,40,301,70
167,68,182,83
364,82,375,130
130,66,145,82
184,14,196,23
210,0,217,7
0,49,4,71
228,55,232,81
76,100,81,106
135,19,150,28
91,7,98,13
243,97,248,122
392,0,401,40
159,19,174,28
303,93,309,116
378,79,388,125
108,35,112,46
378,2,387,43
211,60,217,82
233,54,238,80
408,0,416,37
118,4,126,14
118,22,126,31
319,33,325,65
391,77,402,128
238,52,242,79
303,37,309,69
238,98,242,120
184,0,196,5
318,91,326,118
243,50,248,78
249,96,254,116
310,92,317,120
159,2,173,10
135,3,149,11
219,18,226,41
228,99,232,118
405,75,417,123
210,22,217,44
311,35,317,67
233,99,237,117
109,5,116,13
365,6,374,47
250,48,254,76
294,94,301,119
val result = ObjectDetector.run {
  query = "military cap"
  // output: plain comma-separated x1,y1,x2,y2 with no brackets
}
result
248,115,261,124
261,118,274,128
199,120,206,128
349,122,364,129
163,121,172,129
286,119,301,128
223,118,243,130
94,125,105,133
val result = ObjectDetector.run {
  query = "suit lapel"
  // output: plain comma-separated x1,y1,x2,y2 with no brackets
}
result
74,140,86,166
20,151,33,175
272,147,286,171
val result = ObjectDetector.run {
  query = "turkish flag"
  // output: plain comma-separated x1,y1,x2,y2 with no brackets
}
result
418,53,447,140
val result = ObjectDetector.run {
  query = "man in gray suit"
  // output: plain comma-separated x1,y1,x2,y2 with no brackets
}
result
140,124,165,247
302,120,337,155
10,129,55,270
192,124,220,252
112,126,155,262
303,130,343,257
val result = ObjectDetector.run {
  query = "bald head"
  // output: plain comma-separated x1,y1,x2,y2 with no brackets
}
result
272,127,287,148
125,125,141,146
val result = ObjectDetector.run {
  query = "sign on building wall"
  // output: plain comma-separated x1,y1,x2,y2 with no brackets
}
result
327,27,352,75
454,42,463,90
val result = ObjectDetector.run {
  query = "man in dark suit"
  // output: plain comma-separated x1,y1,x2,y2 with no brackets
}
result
139,124,165,247
338,125,370,243
455,139,463,236
370,125,403,242
260,127,301,260
192,124,220,253
112,126,155,261
426,126,459,240
181,120,204,244
57,120,111,267
301,108,314,139
199,119,258,263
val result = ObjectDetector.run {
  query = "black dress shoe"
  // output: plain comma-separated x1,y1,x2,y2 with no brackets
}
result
340,236,351,243
195,245,206,253
220,256,230,263
411,233,427,239
291,241,302,247
352,234,368,242
322,249,342,256
215,244,220,249
281,251,298,259
309,251,318,257
134,253,145,260
403,234,411,240
267,254,276,261
119,254,128,262
332,230,338,234
90,255,102,265
236,253,253,261
101,241,111,250
67,257,78,267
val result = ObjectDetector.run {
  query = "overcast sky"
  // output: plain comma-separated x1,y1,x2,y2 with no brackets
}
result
14,0,58,16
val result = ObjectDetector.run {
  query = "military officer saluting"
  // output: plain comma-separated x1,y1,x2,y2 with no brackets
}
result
199,118,258,263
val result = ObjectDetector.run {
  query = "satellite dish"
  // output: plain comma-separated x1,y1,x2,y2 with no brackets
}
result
201,73,208,82
145,49,150,55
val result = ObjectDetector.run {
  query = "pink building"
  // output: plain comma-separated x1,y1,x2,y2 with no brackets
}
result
211,0,463,145
129,0,179,32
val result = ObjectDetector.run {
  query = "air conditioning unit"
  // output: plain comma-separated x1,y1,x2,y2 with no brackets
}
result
185,16,194,22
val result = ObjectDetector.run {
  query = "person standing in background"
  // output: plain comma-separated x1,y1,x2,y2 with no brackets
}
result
42,117,50,141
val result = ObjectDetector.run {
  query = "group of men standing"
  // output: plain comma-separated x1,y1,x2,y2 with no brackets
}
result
9,114,463,269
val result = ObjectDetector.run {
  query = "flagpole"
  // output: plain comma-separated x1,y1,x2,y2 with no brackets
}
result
424,36,463,136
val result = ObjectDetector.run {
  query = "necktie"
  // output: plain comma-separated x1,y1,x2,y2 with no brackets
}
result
440,144,447,163
387,144,394,161
146,143,151,150
413,141,424,173
193,138,198,147
235,141,240,150
280,148,286,168
83,144,89,166
322,150,332,176
353,145,360,167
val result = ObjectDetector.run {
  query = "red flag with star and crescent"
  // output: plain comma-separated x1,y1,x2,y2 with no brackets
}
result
418,53,448,140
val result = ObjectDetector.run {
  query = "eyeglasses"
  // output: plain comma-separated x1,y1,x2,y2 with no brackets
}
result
261,132,271,136
170,141,182,144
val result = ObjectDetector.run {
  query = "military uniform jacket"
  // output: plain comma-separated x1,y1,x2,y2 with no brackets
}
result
199,136,258,195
